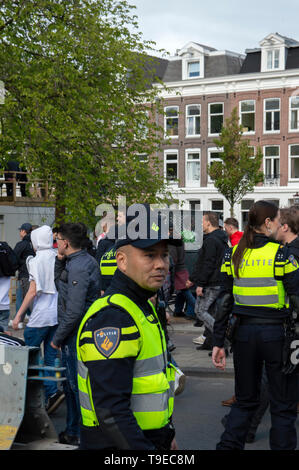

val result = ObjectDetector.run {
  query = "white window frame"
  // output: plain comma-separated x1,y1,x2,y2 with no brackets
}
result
263,145,280,185
267,49,280,70
289,96,299,133
289,144,299,181
186,104,201,137
187,60,200,78
261,44,285,73
185,149,201,187
182,55,204,80
134,110,149,141
207,147,223,183
239,100,255,134
137,153,148,163
164,150,179,183
164,106,179,139
208,102,224,136
264,98,280,134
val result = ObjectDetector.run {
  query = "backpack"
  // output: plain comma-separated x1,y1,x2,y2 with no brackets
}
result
0,242,18,277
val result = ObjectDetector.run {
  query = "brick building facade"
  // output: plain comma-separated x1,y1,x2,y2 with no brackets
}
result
152,33,299,228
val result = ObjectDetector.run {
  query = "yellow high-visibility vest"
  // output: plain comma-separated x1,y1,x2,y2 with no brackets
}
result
76,294,176,430
221,242,298,309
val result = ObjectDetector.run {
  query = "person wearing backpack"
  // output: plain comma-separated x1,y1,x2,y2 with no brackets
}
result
10,223,35,328
0,241,18,331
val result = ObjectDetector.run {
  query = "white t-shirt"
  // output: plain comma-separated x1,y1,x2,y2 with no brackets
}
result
0,277,11,310
27,290,58,328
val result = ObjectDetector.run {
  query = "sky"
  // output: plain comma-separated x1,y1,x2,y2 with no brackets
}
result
127,0,299,57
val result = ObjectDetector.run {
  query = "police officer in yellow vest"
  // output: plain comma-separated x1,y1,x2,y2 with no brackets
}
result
99,245,117,293
212,200,299,450
77,209,180,450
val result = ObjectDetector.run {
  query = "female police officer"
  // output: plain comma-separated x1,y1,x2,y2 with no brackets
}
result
212,200,299,450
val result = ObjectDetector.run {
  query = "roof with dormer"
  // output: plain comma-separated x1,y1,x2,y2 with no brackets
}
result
240,32,299,74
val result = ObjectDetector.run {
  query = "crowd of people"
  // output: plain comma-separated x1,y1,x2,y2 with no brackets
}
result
1,201,299,450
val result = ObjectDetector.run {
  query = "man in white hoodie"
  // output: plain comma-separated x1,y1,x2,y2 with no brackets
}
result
12,225,65,414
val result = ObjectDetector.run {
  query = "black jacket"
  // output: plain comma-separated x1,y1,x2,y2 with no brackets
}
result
78,269,175,451
286,236,299,262
95,226,117,291
52,250,101,347
13,234,35,280
190,229,228,288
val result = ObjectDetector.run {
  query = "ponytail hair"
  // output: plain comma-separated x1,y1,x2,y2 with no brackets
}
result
232,200,278,278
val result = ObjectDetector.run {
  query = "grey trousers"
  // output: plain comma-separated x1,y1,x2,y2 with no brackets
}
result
195,286,230,348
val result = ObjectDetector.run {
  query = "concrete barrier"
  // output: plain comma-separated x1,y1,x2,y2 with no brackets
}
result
0,344,70,450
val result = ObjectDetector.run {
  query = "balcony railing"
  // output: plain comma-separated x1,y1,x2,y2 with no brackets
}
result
0,171,55,203
264,174,280,186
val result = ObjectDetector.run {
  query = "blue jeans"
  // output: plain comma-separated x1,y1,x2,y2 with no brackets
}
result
174,289,196,318
0,309,10,331
61,334,81,438
24,325,58,400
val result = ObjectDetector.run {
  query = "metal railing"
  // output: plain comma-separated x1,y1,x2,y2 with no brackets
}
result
0,171,54,202
264,173,280,186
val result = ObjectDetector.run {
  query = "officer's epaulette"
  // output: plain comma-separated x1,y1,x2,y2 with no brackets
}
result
224,247,233,261
275,244,289,262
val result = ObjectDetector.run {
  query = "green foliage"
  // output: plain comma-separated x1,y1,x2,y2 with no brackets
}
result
0,0,171,225
208,107,264,216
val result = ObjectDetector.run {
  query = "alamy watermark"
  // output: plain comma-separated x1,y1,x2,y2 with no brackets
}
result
94,196,203,242
290,339,299,366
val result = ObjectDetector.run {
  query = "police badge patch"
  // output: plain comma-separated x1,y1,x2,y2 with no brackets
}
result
288,254,297,267
94,328,120,358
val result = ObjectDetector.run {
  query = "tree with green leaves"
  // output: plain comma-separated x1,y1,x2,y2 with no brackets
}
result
208,107,264,216
0,0,171,225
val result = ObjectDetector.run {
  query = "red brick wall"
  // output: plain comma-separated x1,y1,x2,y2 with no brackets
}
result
158,87,299,188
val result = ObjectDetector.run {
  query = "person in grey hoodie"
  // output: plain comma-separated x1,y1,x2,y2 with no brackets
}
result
50,222,101,446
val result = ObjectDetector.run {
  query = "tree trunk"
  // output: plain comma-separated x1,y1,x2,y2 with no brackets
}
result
230,203,235,218
54,182,66,224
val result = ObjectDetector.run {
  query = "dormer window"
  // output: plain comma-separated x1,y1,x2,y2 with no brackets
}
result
178,42,207,80
259,33,287,72
187,61,200,78
267,49,280,70
182,57,203,80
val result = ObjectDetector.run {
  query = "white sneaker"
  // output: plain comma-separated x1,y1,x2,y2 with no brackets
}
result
192,335,206,345
175,369,186,396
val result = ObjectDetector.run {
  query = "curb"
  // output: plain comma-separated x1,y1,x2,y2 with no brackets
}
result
170,328,200,335
182,367,235,379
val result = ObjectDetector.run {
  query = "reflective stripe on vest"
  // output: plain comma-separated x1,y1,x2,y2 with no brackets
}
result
231,242,287,309
76,294,175,430
100,248,117,277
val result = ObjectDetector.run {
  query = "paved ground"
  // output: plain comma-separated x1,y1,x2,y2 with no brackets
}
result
168,315,234,378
